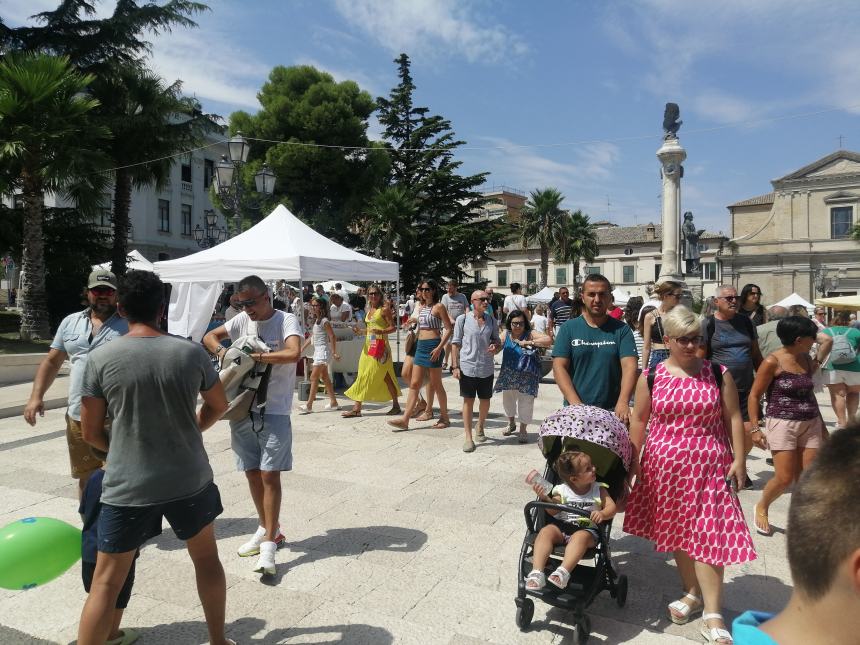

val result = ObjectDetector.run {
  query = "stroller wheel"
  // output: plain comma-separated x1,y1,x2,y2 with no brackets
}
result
515,598,534,631
575,614,591,644
616,574,628,607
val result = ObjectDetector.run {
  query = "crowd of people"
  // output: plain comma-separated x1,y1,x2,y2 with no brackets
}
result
20,266,860,644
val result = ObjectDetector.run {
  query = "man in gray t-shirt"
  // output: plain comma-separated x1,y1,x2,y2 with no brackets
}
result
451,290,501,452
442,280,469,371
76,270,231,645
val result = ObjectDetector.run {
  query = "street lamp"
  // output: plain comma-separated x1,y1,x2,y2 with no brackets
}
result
214,131,276,237
193,209,228,248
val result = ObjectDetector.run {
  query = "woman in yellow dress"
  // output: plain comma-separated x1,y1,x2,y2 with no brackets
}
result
342,285,402,417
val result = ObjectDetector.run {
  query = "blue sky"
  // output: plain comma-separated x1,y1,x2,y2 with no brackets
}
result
7,0,860,235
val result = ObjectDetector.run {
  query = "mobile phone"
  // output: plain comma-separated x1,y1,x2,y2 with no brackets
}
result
725,475,737,492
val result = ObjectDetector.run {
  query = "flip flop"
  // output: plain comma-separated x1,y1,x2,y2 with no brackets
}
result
753,504,771,536
341,409,362,418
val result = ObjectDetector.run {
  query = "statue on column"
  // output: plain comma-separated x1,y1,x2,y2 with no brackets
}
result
663,103,682,139
682,211,704,276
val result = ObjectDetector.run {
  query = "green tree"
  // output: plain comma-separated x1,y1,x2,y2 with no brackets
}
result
0,53,109,339
374,53,512,288
519,188,568,288
852,222,860,242
92,65,218,276
229,65,389,240
557,209,600,284
363,185,418,261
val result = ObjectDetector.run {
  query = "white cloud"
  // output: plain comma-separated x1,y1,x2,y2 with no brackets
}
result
332,0,527,64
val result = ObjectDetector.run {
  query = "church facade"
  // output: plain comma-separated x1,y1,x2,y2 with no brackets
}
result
721,150,860,302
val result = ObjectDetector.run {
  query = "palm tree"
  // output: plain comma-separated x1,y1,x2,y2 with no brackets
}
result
519,187,567,287
0,53,108,339
557,209,600,284
92,65,218,276
363,185,418,262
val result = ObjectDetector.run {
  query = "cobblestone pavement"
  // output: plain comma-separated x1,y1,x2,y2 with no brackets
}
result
0,372,827,644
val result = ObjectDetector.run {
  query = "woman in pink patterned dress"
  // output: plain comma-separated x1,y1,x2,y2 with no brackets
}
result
624,306,755,645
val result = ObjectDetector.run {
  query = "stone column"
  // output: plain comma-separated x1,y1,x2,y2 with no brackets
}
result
656,137,687,283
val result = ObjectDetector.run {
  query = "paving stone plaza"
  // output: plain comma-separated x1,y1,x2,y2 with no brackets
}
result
0,370,816,644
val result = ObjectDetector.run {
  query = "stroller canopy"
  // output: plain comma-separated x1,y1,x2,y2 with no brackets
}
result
539,405,633,472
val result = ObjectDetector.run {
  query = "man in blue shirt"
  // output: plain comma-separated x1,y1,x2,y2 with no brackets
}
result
732,425,860,645
552,274,637,423
23,270,128,498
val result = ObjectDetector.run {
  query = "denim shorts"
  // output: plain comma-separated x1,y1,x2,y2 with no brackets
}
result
231,412,293,472
414,338,444,368
97,481,222,554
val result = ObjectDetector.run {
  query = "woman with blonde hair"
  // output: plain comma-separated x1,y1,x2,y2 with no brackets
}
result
641,280,684,371
624,305,755,645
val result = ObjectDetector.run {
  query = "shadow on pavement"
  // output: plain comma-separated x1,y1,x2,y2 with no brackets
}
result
123,616,394,644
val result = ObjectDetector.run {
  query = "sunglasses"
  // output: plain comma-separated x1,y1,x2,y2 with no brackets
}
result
510,321,525,327
418,287,432,292
472,297,489,303
749,291,761,296
672,335,703,346
719,295,738,302
668,292,683,297
236,296,264,308
367,291,381,296
89,286,115,295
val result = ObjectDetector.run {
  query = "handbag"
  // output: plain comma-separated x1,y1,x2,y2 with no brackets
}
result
367,337,387,361
404,330,417,355
516,345,542,378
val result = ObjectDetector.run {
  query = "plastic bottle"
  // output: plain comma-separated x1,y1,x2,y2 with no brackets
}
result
525,469,553,496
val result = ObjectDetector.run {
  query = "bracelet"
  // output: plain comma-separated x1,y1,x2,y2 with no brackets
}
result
750,428,761,434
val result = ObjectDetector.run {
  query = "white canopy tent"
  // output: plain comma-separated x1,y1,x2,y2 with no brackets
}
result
527,286,556,304
319,280,361,294
611,288,631,308
153,205,398,340
92,250,155,273
772,292,815,314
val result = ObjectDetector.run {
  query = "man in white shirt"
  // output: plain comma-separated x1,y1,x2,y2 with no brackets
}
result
503,282,531,321
203,275,302,575
329,292,352,323
442,280,469,371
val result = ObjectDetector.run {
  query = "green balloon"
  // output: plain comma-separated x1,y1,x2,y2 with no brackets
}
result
0,517,81,590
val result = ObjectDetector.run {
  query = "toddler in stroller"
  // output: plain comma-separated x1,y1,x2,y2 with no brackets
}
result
515,405,632,643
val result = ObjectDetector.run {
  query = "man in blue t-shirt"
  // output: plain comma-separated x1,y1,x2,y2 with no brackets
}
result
732,426,860,645
552,274,637,422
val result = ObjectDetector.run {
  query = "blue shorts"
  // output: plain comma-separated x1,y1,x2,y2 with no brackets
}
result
82,559,136,608
231,412,293,472
414,338,444,368
97,481,222,554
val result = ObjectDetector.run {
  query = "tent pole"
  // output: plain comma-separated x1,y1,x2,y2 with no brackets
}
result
396,275,401,363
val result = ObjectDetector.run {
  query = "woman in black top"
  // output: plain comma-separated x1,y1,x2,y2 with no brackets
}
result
739,283,767,326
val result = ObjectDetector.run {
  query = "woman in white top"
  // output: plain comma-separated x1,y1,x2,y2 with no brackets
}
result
531,304,548,334
297,297,340,413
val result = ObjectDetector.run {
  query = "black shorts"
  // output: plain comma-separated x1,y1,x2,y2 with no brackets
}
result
459,373,494,400
82,559,136,608
737,388,751,422
97,481,223,554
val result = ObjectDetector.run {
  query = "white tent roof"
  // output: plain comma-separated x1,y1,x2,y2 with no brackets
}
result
772,292,814,312
92,250,154,273
320,280,361,293
611,288,631,307
527,286,556,304
153,205,398,283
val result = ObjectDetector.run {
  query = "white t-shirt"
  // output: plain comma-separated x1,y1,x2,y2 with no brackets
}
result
503,293,528,315
224,310,302,415
552,481,603,527
330,302,352,322
531,313,548,334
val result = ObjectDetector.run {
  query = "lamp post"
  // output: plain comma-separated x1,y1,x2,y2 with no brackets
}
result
193,209,228,249
213,131,276,237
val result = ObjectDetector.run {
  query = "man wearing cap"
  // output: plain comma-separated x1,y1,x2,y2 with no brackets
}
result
24,270,128,498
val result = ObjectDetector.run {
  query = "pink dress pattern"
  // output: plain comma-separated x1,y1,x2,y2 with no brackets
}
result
623,361,756,566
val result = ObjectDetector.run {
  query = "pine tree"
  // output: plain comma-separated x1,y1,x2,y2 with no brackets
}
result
374,53,512,289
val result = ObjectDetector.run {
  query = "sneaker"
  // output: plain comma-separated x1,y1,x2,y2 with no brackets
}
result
296,404,312,414
323,402,340,411
254,541,277,575
238,526,285,557
475,429,487,443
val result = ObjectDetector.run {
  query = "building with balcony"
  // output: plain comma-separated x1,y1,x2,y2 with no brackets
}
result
721,150,860,301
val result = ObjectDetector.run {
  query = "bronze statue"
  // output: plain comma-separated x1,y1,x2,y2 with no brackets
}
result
663,103,682,139
682,211,704,276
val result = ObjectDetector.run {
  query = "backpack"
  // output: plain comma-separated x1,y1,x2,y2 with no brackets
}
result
647,361,723,395
830,329,857,365
219,321,272,423
704,314,755,360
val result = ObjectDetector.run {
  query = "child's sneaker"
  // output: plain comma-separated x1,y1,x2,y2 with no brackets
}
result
254,541,277,575
237,526,285,557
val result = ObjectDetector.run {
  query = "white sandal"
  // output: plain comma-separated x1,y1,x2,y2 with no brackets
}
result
701,612,733,644
524,570,546,590
548,566,571,589
668,592,703,624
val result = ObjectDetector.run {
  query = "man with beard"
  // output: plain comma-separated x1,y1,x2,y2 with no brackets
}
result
24,270,128,499
552,274,637,423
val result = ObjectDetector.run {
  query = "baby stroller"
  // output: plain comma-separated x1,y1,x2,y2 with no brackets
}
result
515,405,632,642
